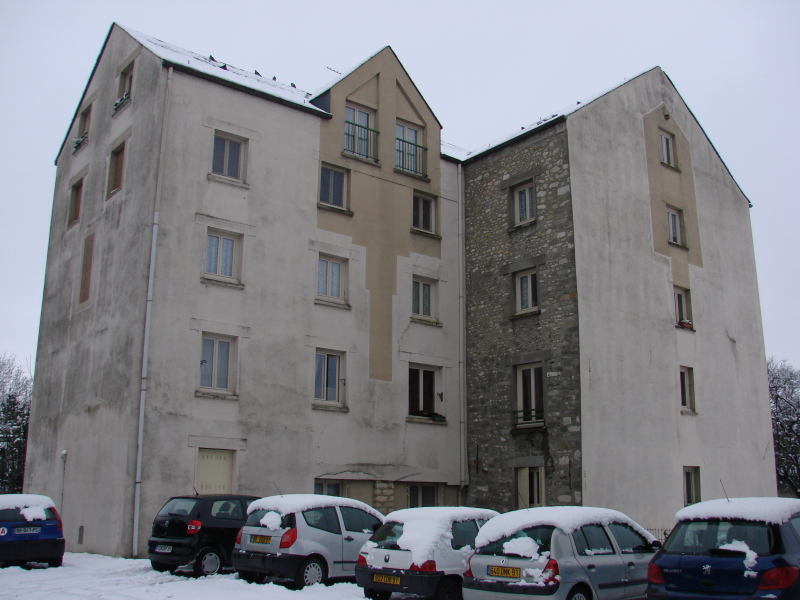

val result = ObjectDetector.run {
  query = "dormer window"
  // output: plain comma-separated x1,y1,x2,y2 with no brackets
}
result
396,122,427,177
344,105,377,161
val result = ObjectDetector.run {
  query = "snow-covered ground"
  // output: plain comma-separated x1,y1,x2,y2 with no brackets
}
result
1,552,367,600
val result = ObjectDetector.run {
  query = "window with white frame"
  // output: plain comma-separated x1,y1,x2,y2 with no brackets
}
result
317,256,344,300
396,122,426,176
344,105,377,160
674,286,692,326
314,351,343,402
205,230,242,282
660,130,676,167
516,466,545,508
516,363,544,425
408,366,438,417
320,166,346,208
679,366,695,411
513,180,536,226
412,278,435,319
212,133,245,181
515,269,538,314
412,194,435,233
667,207,683,245
683,466,700,505
200,334,234,391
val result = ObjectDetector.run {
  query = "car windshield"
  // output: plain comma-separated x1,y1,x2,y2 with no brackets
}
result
0,507,56,522
371,521,404,549
663,519,781,556
476,525,554,556
245,509,295,529
157,498,198,517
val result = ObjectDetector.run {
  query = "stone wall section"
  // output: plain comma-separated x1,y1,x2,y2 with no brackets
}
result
463,122,582,512
372,480,395,514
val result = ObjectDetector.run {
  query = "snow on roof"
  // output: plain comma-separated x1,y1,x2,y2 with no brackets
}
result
0,493,56,521
475,506,655,548
385,506,498,524
247,494,383,520
440,140,471,162
675,497,800,525
117,24,329,117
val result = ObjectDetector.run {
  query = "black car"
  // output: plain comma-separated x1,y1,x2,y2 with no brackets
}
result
147,494,258,576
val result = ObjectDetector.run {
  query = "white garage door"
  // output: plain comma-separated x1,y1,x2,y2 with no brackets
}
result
197,448,233,494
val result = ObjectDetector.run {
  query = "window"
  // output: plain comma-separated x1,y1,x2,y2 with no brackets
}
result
200,335,233,391
412,278,434,319
78,232,96,305
303,507,341,534
516,466,545,509
573,525,616,556
660,130,675,166
344,105,377,160
683,466,701,505
607,522,654,554
451,520,479,550
340,506,382,534
409,484,436,508
317,256,343,299
212,134,244,180
114,63,134,111
320,166,346,208
396,122,426,176
74,106,91,150
315,351,342,402
513,180,536,225
68,178,83,227
412,195,435,233
515,269,538,314
204,230,242,283
107,142,126,197
679,366,695,411
314,480,341,496
674,286,692,327
667,207,683,245
408,366,437,417
515,363,544,425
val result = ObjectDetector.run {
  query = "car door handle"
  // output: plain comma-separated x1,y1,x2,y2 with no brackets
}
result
587,564,596,570
627,562,636,568
344,536,355,541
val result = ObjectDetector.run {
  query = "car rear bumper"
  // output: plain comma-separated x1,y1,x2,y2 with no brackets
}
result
0,538,65,563
355,564,443,596
147,536,199,566
462,576,561,598
231,548,305,578
646,584,798,599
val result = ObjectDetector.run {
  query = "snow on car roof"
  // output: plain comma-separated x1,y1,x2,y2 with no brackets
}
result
385,506,498,524
0,493,56,522
676,497,800,525
475,506,654,548
247,494,383,520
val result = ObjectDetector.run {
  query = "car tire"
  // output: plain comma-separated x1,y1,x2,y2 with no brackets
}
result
193,547,223,576
567,587,592,600
294,556,327,588
364,588,392,600
434,577,462,600
238,570,263,584
47,557,63,568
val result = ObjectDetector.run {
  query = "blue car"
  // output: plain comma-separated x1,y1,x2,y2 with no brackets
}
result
647,497,800,598
0,494,65,568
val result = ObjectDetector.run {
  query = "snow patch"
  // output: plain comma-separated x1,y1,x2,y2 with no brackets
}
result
719,540,758,569
0,494,56,521
247,494,383,521
503,537,540,558
258,511,282,530
675,497,800,525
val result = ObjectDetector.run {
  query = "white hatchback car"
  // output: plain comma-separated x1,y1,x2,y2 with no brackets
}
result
356,506,499,600
231,494,383,587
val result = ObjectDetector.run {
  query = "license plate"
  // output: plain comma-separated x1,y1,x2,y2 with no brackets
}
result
488,566,520,578
372,573,401,585
154,545,172,553
250,535,272,544
15,527,41,535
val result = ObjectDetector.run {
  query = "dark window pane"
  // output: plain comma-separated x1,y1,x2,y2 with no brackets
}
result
200,338,214,388
320,168,331,204
451,520,479,549
421,485,436,507
326,355,338,400
422,198,431,231
331,171,344,206
212,137,226,174
226,140,241,178
422,370,435,413
409,368,420,414
534,367,544,415
314,354,325,399
303,507,341,534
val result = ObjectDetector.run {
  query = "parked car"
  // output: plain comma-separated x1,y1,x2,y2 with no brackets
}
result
463,506,659,600
0,494,65,568
232,493,384,587
647,496,800,598
147,494,258,576
355,506,498,600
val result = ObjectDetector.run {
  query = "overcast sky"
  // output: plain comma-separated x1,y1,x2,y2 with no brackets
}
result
1,0,798,372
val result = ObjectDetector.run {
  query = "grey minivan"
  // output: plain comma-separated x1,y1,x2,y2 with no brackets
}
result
232,493,383,587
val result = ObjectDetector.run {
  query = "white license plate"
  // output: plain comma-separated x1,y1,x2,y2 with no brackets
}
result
155,545,172,553
15,527,41,534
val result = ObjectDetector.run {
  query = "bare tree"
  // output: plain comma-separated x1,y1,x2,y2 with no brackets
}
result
0,354,32,493
768,357,800,497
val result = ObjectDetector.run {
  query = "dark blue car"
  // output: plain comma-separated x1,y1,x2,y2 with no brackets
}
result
647,497,800,598
0,494,65,568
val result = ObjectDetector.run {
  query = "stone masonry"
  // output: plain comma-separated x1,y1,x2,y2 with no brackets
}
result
463,121,582,512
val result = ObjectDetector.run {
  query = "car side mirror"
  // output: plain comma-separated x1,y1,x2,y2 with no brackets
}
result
371,522,381,533
650,539,662,549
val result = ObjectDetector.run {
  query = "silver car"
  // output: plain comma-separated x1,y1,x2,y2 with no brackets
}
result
463,506,660,600
231,494,383,587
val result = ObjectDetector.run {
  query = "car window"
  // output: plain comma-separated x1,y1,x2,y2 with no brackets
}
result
371,521,403,549
607,522,653,554
246,509,295,529
572,524,616,556
340,506,381,533
477,525,554,556
664,520,780,556
211,499,242,519
0,507,56,522
157,498,198,517
791,516,800,541
303,507,341,534
451,520,479,549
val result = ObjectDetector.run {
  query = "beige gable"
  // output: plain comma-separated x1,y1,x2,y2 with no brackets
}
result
348,74,379,109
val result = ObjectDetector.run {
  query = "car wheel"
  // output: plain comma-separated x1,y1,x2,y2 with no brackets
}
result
434,577,462,600
567,587,592,600
364,588,392,600
47,557,63,568
193,547,223,576
294,556,327,588
238,570,263,584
